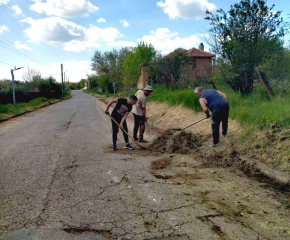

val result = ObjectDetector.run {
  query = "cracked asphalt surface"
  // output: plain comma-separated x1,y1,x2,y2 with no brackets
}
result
1,90,289,240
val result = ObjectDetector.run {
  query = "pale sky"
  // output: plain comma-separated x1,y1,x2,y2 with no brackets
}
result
0,0,289,82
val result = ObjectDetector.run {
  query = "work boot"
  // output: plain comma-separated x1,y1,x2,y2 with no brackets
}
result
112,144,117,151
124,143,134,150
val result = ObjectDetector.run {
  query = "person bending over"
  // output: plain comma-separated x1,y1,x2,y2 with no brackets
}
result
195,87,229,147
105,95,138,151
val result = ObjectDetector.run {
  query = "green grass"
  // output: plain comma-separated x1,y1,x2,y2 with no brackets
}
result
227,91,290,129
147,86,202,112
0,97,57,119
85,85,290,130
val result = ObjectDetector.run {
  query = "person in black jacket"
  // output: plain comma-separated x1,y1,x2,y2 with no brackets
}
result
105,96,138,151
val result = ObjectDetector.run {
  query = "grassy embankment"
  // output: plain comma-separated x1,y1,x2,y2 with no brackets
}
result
0,91,71,121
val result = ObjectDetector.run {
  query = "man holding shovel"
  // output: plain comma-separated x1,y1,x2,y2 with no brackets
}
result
132,86,153,142
105,96,138,151
195,87,229,147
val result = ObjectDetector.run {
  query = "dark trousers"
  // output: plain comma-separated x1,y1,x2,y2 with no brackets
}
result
133,114,145,140
211,105,229,144
111,117,128,145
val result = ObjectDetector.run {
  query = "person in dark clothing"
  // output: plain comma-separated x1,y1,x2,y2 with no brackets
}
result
105,96,138,151
195,87,229,147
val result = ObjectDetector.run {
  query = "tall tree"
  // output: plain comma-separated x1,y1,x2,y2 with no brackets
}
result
91,48,131,91
122,42,156,87
205,0,287,94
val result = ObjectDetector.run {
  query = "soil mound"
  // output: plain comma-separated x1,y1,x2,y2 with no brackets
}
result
148,130,201,154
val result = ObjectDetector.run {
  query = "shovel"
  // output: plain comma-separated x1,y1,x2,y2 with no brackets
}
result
107,114,147,149
172,117,208,131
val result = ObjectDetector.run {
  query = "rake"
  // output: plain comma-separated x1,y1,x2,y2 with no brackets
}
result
172,117,208,131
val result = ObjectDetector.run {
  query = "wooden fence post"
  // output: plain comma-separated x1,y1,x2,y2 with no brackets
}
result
255,67,275,99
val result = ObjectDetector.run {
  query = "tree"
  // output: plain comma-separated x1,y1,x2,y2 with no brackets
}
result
122,42,156,87
91,48,131,91
22,67,42,82
38,77,61,96
78,79,87,89
205,0,287,94
147,51,191,86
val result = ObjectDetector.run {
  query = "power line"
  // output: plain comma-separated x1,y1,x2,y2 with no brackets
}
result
0,39,48,66
0,60,14,67
0,36,52,64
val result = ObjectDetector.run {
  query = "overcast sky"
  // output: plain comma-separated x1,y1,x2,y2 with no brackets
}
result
0,0,289,82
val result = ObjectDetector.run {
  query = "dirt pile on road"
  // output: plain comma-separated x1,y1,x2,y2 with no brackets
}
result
148,130,201,154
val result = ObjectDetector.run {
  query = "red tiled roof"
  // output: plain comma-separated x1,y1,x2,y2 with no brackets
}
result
187,48,215,58
165,47,215,58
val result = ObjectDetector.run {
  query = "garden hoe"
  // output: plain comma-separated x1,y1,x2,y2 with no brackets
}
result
107,114,147,150
172,116,208,131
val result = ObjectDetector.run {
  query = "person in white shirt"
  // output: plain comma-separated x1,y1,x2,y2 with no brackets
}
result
131,85,153,142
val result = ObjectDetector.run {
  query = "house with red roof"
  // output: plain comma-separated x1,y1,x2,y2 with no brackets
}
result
137,43,215,88
166,43,215,81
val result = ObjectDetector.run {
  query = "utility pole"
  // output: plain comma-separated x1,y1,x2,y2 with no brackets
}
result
11,66,23,105
64,70,68,93
61,64,64,100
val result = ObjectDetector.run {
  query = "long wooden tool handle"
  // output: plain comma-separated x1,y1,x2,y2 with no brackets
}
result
182,117,208,130
107,114,140,147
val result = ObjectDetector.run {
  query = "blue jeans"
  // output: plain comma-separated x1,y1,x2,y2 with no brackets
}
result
211,103,229,144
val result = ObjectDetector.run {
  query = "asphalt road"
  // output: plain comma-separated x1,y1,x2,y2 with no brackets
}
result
0,90,289,240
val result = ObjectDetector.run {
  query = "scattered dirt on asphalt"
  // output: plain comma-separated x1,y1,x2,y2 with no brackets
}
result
148,130,201,154
63,228,112,238
150,157,172,170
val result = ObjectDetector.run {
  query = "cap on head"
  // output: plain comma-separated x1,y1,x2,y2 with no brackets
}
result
144,85,153,91
194,87,204,94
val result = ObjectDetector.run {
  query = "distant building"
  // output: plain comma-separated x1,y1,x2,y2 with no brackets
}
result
137,43,215,89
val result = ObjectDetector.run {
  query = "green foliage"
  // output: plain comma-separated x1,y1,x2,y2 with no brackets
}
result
147,51,191,85
91,48,131,91
78,79,87,89
205,0,287,94
38,77,61,93
122,52,140,87
68,82,80,90
123,42,156,87
262,48,290,93
87,75,98,90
